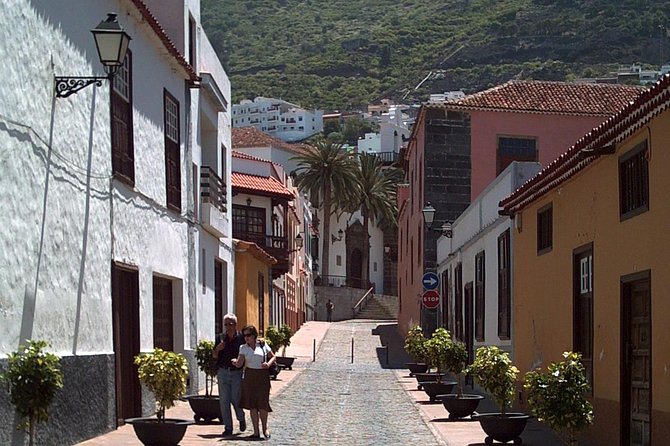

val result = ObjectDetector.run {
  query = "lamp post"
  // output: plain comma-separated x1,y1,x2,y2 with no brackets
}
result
421,202,453,238
331,228,343,243
54,13,131,98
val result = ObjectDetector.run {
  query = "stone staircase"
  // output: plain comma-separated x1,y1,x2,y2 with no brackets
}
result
354,294,398,320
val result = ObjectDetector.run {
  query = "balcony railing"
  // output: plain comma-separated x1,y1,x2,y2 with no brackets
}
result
234,231,290,277
200,166,227,213
376,151,399,164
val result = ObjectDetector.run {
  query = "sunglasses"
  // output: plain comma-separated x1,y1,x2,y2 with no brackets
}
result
243,333,254,337
224,322,236,326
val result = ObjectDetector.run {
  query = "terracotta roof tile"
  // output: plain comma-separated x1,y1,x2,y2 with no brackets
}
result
130,0,199,82
232,150,274,164
430,80,642,116
232,127,309,154
500,75,670,215
231,172,294,199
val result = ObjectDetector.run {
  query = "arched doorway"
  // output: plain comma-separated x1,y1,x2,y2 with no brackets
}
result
348,248,363,288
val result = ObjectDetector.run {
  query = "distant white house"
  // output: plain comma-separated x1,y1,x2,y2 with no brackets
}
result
0,1,233,444
233,96,324,142
358,105,410,164
436,162,541,361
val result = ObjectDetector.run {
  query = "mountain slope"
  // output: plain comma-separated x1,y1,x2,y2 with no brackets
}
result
201,0,669,110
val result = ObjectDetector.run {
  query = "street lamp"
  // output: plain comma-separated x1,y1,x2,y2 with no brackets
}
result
55,13,131,98
331,228,344,243
288,234,303,253
422,202,453,238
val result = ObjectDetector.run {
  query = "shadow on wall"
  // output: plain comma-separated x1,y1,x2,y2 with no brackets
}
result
371,322,411,370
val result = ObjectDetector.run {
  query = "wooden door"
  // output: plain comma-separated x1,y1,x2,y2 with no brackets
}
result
621,272,651,446
464,282,474,365
111,263,141,425
153,276,174,351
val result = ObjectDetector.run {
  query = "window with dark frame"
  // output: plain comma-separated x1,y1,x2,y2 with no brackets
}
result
441,269,450,331
258,272,265,335
152,276,174,351
475,251,485,342
537,203,553,254
619,140,649,219
111,52,134,183
454,263,463,341
164,90,181,211
497,229,511,339
232,205,266,247
497,136,537,175
573,244,593,394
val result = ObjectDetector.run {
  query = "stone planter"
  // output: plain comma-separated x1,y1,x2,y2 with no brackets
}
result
405,362,428,376
182,395,221,423
275,356,295,370
437,394,484,419
471,413,530,444
419,381,457,402
126,418,193,446
413,372,446,390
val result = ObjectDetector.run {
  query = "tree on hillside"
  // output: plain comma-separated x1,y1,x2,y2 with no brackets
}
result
343,153,401,288
291,138,359,278
343,117,375,145
323,119,341,137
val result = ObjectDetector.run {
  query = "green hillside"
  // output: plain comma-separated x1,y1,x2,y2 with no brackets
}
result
201,0,669,110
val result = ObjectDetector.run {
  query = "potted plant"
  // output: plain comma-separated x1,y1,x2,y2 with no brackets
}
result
404,324,428,376
524,351,594,445
262,326,282,379
0,340,63,446
126,348,193,446
274,323,296,370
420,328,458,402
468,346,530,445
183,340,221,423
437,336,484,419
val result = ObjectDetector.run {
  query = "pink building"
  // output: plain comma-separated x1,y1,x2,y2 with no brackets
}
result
397,81,642,336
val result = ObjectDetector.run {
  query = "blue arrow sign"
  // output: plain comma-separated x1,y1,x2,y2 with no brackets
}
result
422,272,439,290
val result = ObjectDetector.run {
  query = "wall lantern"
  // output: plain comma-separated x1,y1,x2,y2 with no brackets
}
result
55,13,131,98
422,202,453,238
331,228,344,243
288,234,303,253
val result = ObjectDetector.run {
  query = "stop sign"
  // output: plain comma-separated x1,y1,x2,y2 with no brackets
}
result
422,290,440,309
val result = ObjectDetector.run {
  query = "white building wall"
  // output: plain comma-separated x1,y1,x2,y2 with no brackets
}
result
437,162,541,349
233,97,323,142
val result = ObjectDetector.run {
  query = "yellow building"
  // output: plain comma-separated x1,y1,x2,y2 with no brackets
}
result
233,240,276,335
501,76,670,445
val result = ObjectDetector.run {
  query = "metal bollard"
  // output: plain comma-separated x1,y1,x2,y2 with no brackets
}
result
351,337,354,363
312,338,316,362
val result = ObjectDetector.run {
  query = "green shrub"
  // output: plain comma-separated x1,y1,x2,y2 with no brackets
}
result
0,340,63,446
195,340,217,396
404,325,429,365
264,325,282,352
524,351,594,442
468,346,519,415
425,328,453,382
135,348,188,421
278,324,294,356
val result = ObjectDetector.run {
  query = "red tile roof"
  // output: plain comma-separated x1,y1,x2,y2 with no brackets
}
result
130,0,199,82
232,127,309,154
430,80,642,116
500,75,670,215
231,172,294,199
233,240,277,265
232,150,274,164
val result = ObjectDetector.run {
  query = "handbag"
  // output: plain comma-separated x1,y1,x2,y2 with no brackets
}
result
259,341,280,377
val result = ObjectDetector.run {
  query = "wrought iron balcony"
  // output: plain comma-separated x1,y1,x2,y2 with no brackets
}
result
200,166,227,237
376,151,399,164
233,231,291,278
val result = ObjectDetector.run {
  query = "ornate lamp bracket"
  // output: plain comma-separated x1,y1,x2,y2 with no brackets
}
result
54,76,109,98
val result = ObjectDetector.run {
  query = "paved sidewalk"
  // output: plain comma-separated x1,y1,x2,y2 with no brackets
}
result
77,320,563,445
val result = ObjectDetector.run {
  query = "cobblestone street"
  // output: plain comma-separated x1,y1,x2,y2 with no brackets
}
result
267,321,443,445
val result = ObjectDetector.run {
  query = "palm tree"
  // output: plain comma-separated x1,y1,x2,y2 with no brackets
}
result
344,152,401,287
291,137,359,278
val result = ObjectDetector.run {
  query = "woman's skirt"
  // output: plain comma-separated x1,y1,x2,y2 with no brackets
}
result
240,368,272,412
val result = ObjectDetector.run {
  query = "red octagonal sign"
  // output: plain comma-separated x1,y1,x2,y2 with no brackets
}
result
422,290,440,309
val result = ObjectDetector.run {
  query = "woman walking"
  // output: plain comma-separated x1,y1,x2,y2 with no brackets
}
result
232,325,276,439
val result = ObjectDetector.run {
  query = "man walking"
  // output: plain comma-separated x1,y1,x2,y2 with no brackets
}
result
326,299,334,322
213,313,246,436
